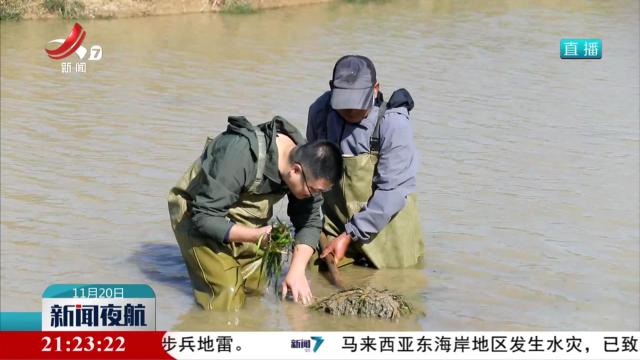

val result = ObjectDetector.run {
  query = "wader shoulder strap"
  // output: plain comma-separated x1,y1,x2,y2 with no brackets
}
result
370,101,387,154
247,127,267,193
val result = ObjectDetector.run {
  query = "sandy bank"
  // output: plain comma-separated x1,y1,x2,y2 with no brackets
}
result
1,0,335,20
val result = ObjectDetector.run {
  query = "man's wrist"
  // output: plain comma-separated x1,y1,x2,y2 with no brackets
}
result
289,244,313,272
254,227,269,243
345,226,358,242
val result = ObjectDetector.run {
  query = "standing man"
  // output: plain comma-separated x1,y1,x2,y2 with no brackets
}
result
307,55,424,269
168,115,342,310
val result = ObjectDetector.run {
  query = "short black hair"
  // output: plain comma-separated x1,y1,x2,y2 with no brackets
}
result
290,140,343,185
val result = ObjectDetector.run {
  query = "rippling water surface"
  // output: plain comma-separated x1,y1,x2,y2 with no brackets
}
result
1,0,638,330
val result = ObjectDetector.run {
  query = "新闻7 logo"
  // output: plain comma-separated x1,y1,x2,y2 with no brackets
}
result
44,22,102,61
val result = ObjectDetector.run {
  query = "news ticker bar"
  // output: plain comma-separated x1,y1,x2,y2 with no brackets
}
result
0,331,638,359
2,284,636,359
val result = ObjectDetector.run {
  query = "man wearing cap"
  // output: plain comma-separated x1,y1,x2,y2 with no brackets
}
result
307,55,424,269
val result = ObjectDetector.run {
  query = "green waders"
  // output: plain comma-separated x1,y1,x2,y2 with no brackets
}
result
167,129,285,311
322,102,425,269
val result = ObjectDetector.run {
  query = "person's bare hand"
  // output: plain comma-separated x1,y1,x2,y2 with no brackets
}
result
320,232,351,263
281,269,313,305
255,225,272,247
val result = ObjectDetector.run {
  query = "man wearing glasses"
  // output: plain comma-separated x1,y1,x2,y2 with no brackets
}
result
168,115,342,310
307,55,424,270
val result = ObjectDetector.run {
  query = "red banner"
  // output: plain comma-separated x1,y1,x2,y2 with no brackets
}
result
0,331,172,359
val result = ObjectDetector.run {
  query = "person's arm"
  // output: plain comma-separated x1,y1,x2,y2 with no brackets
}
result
281,244,315,305
287,192,323,249
190,134,268,244
306,91,332,142
227,224,272,244
281,192,323,305
306,105,318,142
345,108,418,242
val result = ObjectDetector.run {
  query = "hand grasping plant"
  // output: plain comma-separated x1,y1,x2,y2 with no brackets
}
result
256,219,295,295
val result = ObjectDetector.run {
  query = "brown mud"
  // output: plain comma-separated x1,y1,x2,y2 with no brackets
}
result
311,287,415,320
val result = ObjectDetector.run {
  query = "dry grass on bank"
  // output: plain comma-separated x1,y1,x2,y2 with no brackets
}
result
1,0,335,20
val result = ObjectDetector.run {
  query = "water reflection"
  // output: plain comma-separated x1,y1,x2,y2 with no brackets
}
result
172,264,428,331
131,243,192,297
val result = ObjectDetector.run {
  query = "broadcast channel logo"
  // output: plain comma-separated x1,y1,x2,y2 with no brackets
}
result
44,23,103,73
41,284,156,331
290,336,324,352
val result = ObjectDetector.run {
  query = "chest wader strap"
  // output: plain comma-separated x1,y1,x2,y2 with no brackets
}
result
247,127,267,193
370,101,387,154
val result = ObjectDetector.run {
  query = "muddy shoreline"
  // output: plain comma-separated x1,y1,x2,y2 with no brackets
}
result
1,0,335,20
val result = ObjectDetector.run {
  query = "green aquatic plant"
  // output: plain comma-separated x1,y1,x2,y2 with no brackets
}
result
258,220,295,294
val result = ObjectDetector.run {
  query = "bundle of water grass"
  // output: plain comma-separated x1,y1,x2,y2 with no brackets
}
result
311,287,415,320
258,220,295,294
